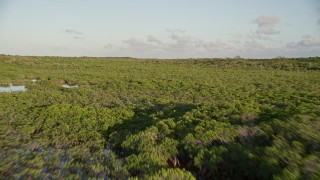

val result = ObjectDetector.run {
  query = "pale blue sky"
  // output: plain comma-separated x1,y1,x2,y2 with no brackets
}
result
0,0,319,58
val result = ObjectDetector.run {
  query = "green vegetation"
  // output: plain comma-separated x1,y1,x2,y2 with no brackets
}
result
0,54,319,179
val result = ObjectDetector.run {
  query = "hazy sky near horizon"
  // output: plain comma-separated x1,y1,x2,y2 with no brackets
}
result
0,0,319,58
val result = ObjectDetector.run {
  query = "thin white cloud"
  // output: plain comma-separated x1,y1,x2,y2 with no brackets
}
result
121,30,233,57
287,35,320,49
147,35,163,45
164,30,232,52
166,29,186,34
195,40,232,52
256,27,280,35
244,40,266,50
165,30,195,51
236,40,286,59
123,38,157,51
246,32,273,41
73,36,85,40
254,15,280,35
254,16,279,27
103,44,113,49
64,29,85,40
64,29,83,35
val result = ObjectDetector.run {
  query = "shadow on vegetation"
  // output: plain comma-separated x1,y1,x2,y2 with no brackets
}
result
105,103,198,149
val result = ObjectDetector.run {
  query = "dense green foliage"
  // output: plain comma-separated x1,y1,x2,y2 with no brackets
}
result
0,55,319,179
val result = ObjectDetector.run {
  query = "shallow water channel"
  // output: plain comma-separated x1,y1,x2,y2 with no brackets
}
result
0,80,79,92
0,83,27,92
62,84,79,88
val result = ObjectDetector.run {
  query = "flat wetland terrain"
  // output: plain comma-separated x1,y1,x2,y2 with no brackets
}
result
0,55,320,179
